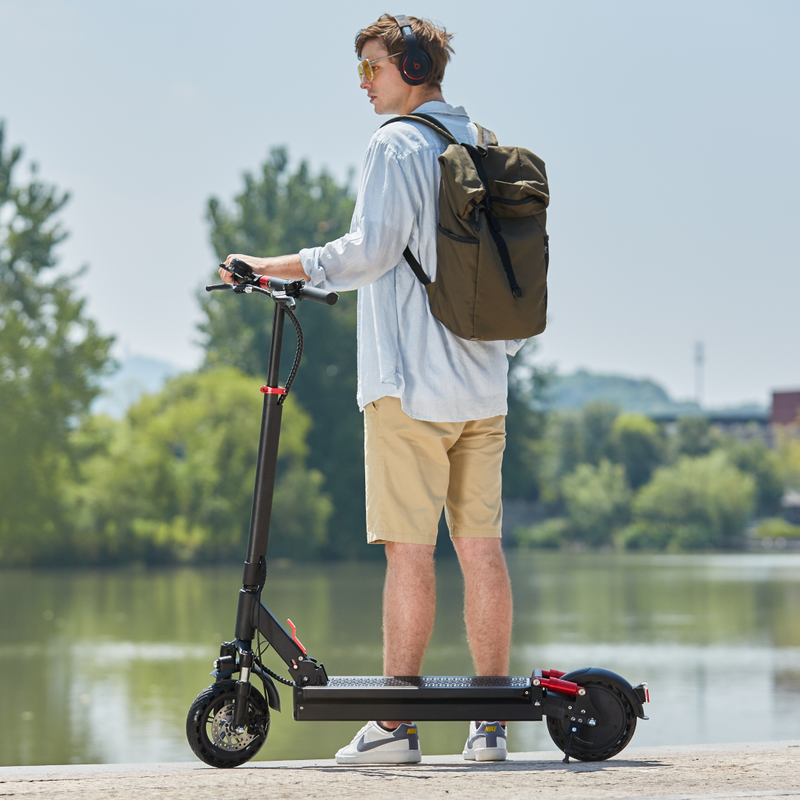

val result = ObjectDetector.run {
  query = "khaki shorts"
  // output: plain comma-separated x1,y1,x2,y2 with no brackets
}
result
364,396,506,545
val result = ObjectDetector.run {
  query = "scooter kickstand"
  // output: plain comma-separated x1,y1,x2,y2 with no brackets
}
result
562,721,581,764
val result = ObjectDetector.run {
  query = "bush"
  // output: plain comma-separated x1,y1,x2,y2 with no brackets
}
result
615,521,674,551
753,517,800,539
514,517,570,549
561,460,631,546
624,451,756,551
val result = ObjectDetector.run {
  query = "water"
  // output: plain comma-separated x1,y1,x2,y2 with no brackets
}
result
1,551,799,766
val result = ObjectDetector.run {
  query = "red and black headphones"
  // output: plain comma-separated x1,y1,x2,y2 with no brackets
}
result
392,14,432,85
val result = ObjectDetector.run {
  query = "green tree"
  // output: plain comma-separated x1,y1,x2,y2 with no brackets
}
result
200,148,364,556
69,367,332,563
561,460,632,546
620,451,756,551
502,344,550,500
610,413,665,489
674,416,719,458
581,402,619,465
538,402,621,502
722,439,784,514
0,122,114,564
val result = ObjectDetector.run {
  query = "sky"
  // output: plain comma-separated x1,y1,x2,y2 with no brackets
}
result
1,0,798,408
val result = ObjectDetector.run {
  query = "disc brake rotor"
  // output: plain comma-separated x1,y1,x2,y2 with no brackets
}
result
209,702,258,751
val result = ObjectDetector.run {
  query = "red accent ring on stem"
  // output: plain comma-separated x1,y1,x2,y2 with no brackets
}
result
261,386,287,395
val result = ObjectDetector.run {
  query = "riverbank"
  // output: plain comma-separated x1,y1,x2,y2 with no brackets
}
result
2,741,799,799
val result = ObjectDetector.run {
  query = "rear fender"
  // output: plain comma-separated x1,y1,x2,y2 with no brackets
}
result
560,667,648,719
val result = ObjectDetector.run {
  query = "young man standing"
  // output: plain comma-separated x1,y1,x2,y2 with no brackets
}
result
220,14,524,764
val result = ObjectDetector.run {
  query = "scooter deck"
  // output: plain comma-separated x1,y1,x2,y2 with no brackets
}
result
294,675,545,721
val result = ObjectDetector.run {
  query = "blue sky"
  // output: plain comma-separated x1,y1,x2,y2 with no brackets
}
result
1,0,798,407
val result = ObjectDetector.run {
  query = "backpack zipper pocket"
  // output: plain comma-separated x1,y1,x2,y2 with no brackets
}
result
438,224,479,244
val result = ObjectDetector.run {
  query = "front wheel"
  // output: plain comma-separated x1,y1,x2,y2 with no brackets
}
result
546,678,637,761
186,680,270,767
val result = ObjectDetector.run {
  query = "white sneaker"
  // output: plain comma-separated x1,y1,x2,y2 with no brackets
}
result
335,721,422,765
462,720,508,761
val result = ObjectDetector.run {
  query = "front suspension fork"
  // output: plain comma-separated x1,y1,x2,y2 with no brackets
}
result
231,646,254,730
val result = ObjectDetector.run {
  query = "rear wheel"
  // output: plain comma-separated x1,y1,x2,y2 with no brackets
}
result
186,680,270,768
546,678,636,761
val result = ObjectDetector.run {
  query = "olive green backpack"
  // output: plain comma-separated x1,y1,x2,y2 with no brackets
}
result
384,113,549,341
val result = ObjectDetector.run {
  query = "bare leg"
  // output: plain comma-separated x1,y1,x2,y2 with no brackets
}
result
381,541,436,727
452,537,512,676
453,537,512,726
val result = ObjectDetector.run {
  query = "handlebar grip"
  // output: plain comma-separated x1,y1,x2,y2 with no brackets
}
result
300,285,339,305
206,283,233,292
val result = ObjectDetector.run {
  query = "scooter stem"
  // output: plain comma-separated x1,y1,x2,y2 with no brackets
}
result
241,301,286,590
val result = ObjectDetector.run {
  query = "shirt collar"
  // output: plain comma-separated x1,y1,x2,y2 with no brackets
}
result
411,100,469,119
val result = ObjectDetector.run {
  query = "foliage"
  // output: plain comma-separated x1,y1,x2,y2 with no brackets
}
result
200,148,368,557
609,413,665,490
775,430,800,490
513,516,569,549
561,460,632,546
539,402,629,502
621,451,756,551
0,122,114,564
67,367,332,563
722,439,784,514
753,517,800,539
674,416,720,458
503,344,551,500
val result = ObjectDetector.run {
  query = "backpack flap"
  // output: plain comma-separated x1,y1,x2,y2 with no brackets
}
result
482,147,549,220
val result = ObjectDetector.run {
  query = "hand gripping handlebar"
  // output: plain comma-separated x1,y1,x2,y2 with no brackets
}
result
207,259,338,306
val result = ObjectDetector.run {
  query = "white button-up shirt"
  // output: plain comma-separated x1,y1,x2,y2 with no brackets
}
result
299,101,525,423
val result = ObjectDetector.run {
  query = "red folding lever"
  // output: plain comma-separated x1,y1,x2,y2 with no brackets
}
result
287,619,306,654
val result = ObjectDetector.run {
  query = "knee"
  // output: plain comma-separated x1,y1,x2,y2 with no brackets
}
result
385,541,436,569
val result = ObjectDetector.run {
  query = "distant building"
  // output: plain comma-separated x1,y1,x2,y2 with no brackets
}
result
647,388,800,447
649,410,771,445
770,390,800,427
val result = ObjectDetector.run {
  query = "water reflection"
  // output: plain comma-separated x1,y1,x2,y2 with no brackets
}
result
1,552,799,765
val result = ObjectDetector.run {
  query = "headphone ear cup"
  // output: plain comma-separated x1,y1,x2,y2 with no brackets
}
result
400,49,431,84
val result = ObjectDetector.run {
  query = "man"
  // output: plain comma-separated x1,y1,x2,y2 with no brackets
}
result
220,14,524,764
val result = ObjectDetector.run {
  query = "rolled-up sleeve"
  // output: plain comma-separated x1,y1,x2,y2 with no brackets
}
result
300,136,419,293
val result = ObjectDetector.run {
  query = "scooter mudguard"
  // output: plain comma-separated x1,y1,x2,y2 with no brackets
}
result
560,667,647,719
210,665,282,712
254,667,282,713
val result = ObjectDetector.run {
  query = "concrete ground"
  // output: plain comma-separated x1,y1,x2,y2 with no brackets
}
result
2,741,799,799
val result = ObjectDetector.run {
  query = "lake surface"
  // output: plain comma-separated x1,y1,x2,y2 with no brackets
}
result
1,551,799,766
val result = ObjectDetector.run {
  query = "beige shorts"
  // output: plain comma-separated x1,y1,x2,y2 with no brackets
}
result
364,396,506,545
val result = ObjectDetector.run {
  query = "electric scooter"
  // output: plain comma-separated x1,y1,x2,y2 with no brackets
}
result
186,259,650,767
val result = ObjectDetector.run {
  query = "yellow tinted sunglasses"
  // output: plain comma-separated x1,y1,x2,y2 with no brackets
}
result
358,52,403,82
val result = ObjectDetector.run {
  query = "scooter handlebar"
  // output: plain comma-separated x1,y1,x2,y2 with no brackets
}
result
204,276,338,306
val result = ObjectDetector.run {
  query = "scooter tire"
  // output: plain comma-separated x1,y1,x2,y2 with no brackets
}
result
546,677,637,761
186,679,270,768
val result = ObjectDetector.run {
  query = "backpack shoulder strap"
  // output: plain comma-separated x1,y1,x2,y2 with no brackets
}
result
381,114,458,145
475,123,498,147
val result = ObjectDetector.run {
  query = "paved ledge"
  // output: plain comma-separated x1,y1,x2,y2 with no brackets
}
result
2,741,799,799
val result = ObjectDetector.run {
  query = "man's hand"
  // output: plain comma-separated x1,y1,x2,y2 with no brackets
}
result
218,254,264,284
218,253,308,283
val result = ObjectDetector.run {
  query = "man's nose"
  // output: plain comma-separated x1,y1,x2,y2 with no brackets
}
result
360,75,371,90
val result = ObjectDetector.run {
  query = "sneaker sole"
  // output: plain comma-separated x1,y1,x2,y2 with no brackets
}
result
463,747,508,762
336,750,422,765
